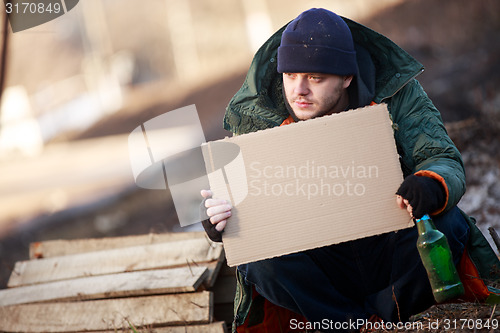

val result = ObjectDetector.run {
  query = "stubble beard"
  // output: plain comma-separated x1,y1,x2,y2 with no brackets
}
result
282,83,346,121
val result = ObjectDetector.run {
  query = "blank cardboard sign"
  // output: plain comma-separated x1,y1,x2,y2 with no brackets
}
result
202,104,413,267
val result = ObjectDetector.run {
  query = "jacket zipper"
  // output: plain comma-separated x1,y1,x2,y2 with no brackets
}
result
232,273,244,332
380,68,424,103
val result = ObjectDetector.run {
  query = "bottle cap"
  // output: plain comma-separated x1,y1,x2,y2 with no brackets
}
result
417,214,431,222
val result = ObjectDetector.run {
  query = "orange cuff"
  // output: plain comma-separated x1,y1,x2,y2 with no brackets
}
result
415,170,449,215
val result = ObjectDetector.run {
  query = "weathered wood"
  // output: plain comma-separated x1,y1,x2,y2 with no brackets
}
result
0,266,208,306
9,238,223,287
0,292,213,332
29,232,208,259
92,321,227,333
146,322,227,332
203,250,226,288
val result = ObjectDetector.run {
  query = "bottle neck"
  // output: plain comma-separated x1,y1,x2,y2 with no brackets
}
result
416,214,434,235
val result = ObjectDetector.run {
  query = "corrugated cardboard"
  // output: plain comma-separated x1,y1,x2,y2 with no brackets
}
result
202,104,413,267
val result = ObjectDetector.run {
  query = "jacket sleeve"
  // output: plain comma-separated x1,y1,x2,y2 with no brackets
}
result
388,79,466,215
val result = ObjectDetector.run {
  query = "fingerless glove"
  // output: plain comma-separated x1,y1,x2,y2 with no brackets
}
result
200,198,223,243
396,174,446,219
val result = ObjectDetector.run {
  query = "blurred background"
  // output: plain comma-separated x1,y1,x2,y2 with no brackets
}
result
0,0,499,288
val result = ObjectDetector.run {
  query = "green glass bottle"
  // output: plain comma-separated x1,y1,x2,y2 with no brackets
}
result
416,214,464,303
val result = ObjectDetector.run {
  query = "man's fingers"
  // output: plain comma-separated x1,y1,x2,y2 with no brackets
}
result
396,195,414,218
207,204,232,218
201,189,213,198
396,195,405,209
201,191,231,233
215,220,227,232
205,198,230,208
200,191,230,238
210,210,231,224
407,204,413,217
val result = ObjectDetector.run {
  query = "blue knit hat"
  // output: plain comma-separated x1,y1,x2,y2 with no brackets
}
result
277,8,357,76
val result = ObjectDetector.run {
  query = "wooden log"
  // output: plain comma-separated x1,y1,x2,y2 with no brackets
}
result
29,232,209,259
9,238,223,287
91,321,227,333
0,266,208,306
203,250,226,289
0,292,213,332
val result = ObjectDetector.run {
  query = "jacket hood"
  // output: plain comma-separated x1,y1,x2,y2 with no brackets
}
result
224,17,424,135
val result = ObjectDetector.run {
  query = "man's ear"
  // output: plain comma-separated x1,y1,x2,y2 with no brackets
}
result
343,75,354,89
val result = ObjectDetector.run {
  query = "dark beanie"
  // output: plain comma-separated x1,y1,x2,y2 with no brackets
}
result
277,8,357,76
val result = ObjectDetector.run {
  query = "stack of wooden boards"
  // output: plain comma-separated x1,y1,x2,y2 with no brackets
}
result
0,232,235,332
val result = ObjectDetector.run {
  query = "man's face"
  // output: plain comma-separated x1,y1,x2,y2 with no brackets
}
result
282,73,352,121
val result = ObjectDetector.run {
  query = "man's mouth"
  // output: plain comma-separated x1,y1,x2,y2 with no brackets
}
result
294,100,312,108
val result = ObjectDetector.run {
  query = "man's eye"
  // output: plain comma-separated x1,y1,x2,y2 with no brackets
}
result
309,76,322,81
284,73,296,79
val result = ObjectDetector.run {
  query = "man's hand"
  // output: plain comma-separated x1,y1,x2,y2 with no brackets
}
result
396,194,413,216
396,174,446,219
200,190,232,242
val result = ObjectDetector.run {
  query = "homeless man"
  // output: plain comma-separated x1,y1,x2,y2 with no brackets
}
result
200,8,500,332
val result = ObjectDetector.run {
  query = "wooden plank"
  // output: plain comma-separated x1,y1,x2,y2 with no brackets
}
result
0,292,213,332
92,321,227,333
29,232,208,259
0,266,208,306
148,322,227,333
9,238,223,287
203,250,226,288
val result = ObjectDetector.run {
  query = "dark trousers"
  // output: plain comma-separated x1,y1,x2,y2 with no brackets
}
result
237,207,470,331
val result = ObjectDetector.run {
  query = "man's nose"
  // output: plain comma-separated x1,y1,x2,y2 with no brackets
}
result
294,77,309,95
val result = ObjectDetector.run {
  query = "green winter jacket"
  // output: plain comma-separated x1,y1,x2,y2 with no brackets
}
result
224,18,500,331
